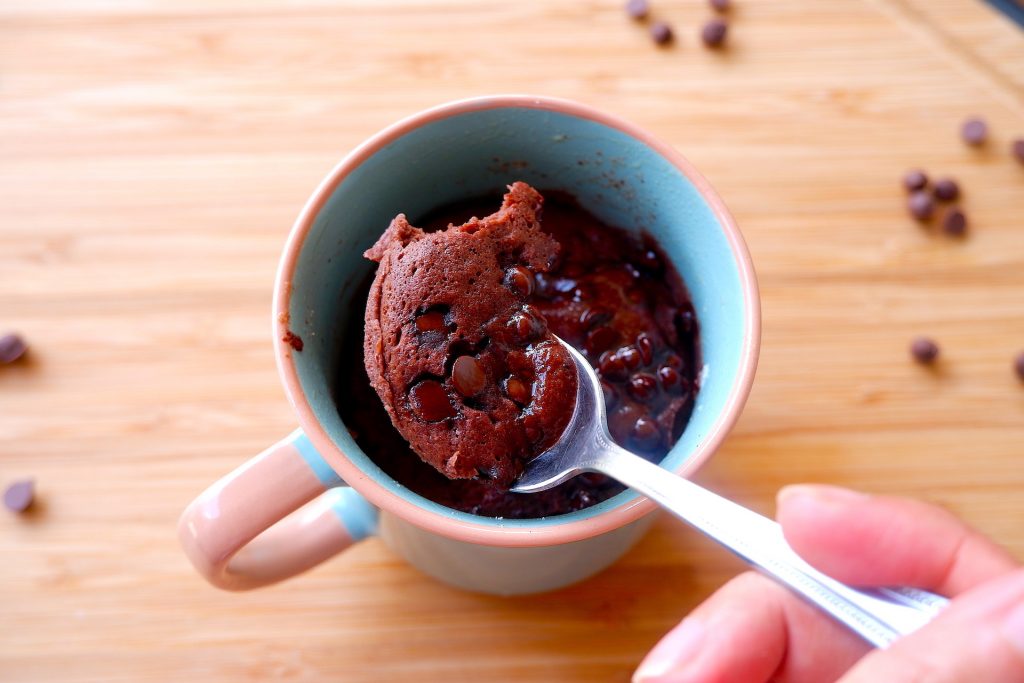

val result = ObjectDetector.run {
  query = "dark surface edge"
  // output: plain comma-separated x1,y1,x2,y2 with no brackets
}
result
984,0,1024,28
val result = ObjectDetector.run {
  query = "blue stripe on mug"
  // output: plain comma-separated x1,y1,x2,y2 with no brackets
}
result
291,429,345,488
325,488,379,540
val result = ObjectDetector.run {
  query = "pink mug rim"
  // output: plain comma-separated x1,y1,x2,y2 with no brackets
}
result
272,94,761,548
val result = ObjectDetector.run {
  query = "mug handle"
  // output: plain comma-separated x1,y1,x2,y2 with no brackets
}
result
178,429,378,590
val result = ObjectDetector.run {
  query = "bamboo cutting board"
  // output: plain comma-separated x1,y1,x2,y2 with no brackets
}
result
1,1,1023,681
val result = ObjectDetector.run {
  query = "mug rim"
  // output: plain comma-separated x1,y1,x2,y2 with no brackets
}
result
273,94,761,548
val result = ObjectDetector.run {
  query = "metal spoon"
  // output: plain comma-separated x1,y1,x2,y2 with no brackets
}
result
512,338,948,648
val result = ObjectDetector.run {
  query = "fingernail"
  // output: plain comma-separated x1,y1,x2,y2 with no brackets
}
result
778,484,869,508
1001,600,1024,657
633,618,706,683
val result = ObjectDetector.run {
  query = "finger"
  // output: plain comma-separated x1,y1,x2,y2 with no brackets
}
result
840,568,1024,683
778,485,1018,595
633,572,869,683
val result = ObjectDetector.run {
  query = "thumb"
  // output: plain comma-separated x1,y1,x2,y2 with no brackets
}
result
841,568,1024,683
776,484,1018,595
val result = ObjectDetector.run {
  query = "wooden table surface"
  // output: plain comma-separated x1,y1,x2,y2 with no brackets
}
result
2,1,1023,681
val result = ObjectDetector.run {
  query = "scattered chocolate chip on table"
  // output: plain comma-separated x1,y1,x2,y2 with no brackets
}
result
3,480,34,513
701,18,728,48
625,0,649,20
907,191,935,221
0,333,27,364
932,177,960,202
941,207,967,237
710,0,731,12
910,337,940,364
650,21,673,45
903,169,928,192
1013,139,1024,165
961,117,988,146
1015,352,1024,382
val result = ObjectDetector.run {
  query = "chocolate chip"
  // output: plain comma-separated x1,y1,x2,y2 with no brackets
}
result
676,309,696,334
608,404,642,444
628,373,659,401
452,356,486,398
1013,139,1024,165
932,178,960,202
619,346,642,370
476,466,498,481
636,249,662,273
902,169,928,192
579,307,613,330
650,21,673,45
586,325,620,355
532,272,554,298
701,18,728,48
961,117,988,146
504,265,535,297
907,191,934,221
663,353,683,369
409,379,456,422
415,311,446,332
3,480,34,513
509,306,545,341
658,365,681,390
626,0,649,20
1015,352,1024,382
636,333,654,365
0,333,27,364
910,337,939,364
941,207,967,237
598,350,628,380
504,376,531,405
710,0,731,11
631,417,662,451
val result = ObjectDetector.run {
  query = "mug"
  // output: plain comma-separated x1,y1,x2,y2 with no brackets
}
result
178,95,760,595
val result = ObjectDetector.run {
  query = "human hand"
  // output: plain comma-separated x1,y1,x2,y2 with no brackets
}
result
632,485,1023,682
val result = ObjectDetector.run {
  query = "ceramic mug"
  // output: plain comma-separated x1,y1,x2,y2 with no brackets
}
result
178,95,760,595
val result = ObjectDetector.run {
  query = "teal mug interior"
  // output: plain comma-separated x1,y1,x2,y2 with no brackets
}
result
283,99,756,529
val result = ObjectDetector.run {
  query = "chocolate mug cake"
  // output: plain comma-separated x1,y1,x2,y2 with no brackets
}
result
338,183,700,518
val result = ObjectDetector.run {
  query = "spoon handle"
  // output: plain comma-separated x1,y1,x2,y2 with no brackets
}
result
592,439,948,649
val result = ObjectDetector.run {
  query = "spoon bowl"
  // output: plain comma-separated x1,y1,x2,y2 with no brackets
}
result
511,337,617,495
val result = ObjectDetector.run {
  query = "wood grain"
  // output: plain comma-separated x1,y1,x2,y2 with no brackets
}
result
1,1,1022,681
